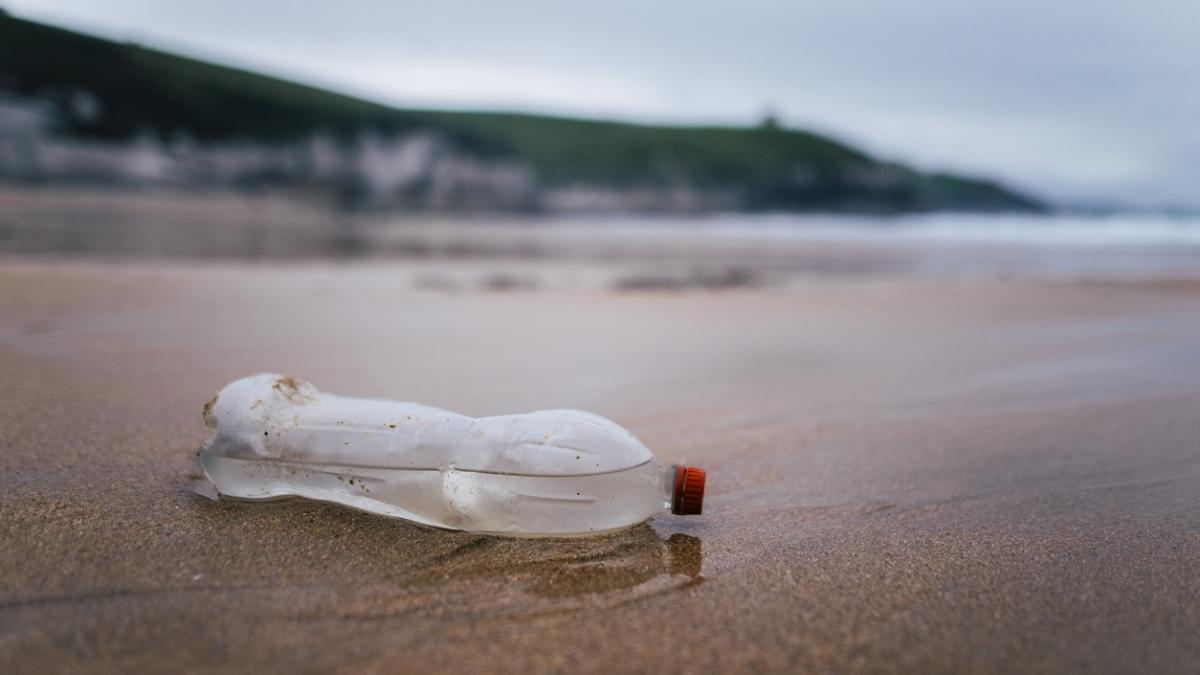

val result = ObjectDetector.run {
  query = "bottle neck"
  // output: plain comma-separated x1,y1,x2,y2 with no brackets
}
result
668,464,706,516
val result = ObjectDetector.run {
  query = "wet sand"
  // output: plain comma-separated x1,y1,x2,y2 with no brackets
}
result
2,259,1199,673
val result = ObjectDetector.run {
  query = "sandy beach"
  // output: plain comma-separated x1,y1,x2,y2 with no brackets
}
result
2,255,1199,673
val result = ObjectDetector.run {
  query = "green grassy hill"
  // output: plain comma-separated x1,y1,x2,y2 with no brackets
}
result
0,12,1043,212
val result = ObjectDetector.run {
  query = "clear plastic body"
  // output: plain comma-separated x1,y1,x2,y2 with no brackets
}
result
198,374,678,536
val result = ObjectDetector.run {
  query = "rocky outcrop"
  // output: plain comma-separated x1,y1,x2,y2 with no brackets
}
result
0,92,539,210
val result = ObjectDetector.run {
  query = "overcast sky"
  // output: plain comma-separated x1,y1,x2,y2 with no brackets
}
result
10,0,1200,208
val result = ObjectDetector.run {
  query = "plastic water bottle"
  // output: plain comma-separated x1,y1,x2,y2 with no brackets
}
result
197,374,706,536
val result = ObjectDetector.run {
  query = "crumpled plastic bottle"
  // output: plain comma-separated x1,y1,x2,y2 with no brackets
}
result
197,374,706,536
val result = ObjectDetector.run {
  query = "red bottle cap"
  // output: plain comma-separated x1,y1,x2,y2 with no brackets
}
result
671,465,706,515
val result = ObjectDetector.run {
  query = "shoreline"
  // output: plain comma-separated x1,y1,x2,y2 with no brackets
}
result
4,187,1200,289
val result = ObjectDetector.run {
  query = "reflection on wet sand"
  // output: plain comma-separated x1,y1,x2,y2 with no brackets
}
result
392,525,704,604
186,491,702,620
499,530,702,600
